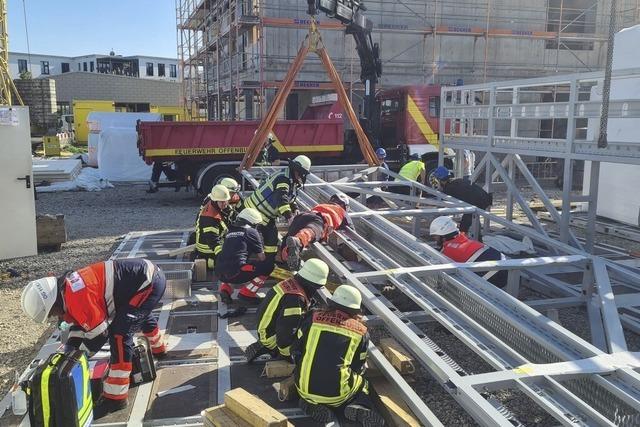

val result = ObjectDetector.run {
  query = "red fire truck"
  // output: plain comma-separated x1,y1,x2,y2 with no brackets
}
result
136,84,448,193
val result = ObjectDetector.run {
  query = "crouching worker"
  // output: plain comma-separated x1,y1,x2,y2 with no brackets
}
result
21,258,166,417
215,208,274,305
244,259,329,363
281,193,352,271
292,285,384,426
429,216,507,288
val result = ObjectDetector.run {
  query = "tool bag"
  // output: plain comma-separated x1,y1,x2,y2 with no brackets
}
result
131,336,156,385
28,350,93,427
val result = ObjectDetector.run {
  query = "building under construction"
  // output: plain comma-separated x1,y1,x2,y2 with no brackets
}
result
177,0,640,121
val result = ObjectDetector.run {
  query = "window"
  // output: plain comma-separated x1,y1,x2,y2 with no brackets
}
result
41,61,50,75
546,0,595,50
146,62,154,76
429,96,441,118
381,99,400,114
78,63,81,71
170,64,177,78
61,62,70,73
90,61,94,72
158,63,165,77
83,62,87,72
18,59,28,73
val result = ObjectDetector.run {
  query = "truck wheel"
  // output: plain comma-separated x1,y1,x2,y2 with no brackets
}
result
198,166,243,196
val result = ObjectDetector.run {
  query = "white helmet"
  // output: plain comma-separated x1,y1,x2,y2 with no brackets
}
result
297,258,329,286
429,216,459,236
237,208,262,225
292,155,312,174
21,277,58,323
219,177,240,193
330,285,362,311
209,184,231,202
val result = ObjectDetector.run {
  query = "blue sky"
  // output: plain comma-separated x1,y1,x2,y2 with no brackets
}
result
7,0,177,58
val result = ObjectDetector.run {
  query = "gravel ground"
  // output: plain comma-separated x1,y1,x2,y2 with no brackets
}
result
0,184,199,398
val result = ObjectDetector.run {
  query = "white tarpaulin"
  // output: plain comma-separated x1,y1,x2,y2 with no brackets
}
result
87,112,161,167
98,128,152,182
583,25,640,226
37,167,114,192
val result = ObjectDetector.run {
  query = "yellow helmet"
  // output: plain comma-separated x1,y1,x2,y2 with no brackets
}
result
209,184,231,201
219,177,240,193
297,258,329,286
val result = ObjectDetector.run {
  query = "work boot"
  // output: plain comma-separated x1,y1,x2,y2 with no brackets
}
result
93,397,129,420
344,404,386,427
146,181,158,194
219,283,234,305
298,399,334,423
286,236,302,271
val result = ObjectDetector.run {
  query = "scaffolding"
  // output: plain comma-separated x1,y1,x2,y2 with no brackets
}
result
176,0,640,121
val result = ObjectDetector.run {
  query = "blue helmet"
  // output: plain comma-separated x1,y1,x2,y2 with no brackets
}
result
375,147,387,159
433,166,450,180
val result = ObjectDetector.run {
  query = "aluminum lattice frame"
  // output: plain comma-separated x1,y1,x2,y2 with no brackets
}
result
439,67,640,253
244,164,640,426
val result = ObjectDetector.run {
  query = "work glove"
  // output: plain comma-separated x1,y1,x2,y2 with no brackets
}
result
207,258,215,269
245,341,271,364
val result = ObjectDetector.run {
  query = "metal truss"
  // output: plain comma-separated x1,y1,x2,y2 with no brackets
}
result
439,67,640,253
241,164,640,426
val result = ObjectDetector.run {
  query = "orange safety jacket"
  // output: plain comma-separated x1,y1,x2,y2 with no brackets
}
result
441,233,487,263
311,204,348,240
62,259,157,339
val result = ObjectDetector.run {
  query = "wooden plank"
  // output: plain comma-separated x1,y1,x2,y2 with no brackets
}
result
202,404,252,427
224,388,288,427
370,376,421,427
379,338,416,375
262,361,295,378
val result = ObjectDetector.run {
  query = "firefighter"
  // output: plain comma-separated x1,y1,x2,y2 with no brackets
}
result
291,285,384,426
242,155,312,302
429,216,507,287
20,258,166,417
244,258,329,363
215,208,275,304
195,184,230,270
431,166,492,233
281,193,352,271
395,153,426,195
219,177,244,222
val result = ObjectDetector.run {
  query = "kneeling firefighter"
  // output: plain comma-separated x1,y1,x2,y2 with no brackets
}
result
242,155,312,302
21,258,166,417
292,285,384,426
215,208,275,304
244,258,329,362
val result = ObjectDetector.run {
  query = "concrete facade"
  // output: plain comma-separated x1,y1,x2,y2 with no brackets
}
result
50,72,180,106
9,52,180,82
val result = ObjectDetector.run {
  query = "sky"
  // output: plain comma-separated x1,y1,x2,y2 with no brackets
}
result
7,0,178,58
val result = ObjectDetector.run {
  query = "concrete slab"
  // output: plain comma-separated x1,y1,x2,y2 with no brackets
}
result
228,312,259,332
146,364,217,420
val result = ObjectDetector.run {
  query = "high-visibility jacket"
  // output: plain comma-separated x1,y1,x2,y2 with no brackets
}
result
292,309,369,406
245,169,295,222
62,259,158,340
311,204,348,239
256,278,310,356
195,200,228,260
398,160,425,182
441,233,487,263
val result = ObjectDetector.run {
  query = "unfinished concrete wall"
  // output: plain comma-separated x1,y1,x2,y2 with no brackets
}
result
14,78,59,135
51,72,180,105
